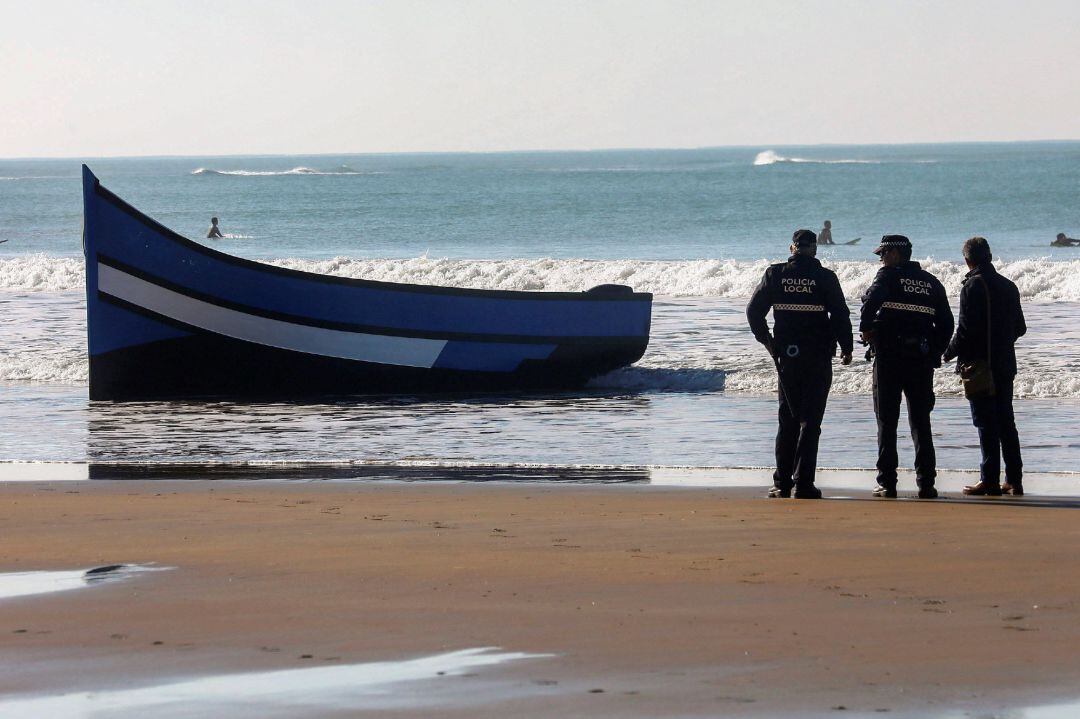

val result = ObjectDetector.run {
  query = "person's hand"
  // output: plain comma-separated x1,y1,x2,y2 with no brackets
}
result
860,330,875,345
841,352,853,365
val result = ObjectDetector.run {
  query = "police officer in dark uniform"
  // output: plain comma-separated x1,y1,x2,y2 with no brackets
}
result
860,235,954,499
747,229,853,499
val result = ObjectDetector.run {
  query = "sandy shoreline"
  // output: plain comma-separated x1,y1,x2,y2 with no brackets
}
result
2,479,1079,717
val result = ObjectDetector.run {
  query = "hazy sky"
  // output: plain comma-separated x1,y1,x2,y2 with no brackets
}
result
3,0,1077,157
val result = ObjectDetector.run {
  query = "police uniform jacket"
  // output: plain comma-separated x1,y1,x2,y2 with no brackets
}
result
944,263,1026,379
860,261,954,366
746,254,853,356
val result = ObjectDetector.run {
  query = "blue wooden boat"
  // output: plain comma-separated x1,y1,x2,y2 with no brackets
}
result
81,166,651,400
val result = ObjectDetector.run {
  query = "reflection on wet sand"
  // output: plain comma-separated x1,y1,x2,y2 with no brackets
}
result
0,565,170,601
83,462,651,483
0,647,551,718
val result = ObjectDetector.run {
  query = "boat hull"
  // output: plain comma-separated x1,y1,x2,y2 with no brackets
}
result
82,166,652,400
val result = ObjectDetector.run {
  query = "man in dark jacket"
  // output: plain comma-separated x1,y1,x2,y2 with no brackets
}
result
943,237,1027,495
747,229,853,499
860,235,954,499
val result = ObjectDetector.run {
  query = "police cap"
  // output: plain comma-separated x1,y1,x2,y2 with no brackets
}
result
873,234,912,255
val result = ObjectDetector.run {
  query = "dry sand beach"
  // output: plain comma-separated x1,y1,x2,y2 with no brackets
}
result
3,478,1080,717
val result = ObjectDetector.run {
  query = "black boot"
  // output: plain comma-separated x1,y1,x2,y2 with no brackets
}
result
793,485,822,499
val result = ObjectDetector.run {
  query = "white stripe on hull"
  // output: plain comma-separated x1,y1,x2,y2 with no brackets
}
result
97,263,447,368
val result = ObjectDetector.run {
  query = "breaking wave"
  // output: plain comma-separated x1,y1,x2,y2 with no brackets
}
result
0,255,84,292
2,344,1075,399
752,150,937,166
0,350,87,384
270,256,1080,304
191,166,363,177
5,254,1080,303
753,150,879,166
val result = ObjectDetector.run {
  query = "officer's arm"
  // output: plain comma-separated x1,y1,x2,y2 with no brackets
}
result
745,269,774,349
858,268,891,334
932,281,955,359
825,273,854,357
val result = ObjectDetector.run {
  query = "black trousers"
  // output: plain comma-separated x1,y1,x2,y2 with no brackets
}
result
969,375,1023,486
773,352,832,491
873,357,937,488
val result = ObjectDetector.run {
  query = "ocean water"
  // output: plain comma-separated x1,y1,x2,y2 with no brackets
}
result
2,144,1079,476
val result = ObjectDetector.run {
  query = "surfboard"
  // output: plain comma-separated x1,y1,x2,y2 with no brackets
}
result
844,237,861,245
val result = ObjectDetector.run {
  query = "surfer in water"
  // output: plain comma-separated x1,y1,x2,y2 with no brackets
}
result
1052,232,1080,247
207,217,223,239
818,220,835,245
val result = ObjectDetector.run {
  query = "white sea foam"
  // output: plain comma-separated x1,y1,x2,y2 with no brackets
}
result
0,349,87,384
272,256,1080,304
5,255,1080,303
191,166,363,176
752,150,938,166
753,150,880,166
0,255,84,291
3,255,1079,398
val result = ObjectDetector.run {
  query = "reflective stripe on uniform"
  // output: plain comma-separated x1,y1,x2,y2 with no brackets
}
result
774,303,825,312
881,301,936,315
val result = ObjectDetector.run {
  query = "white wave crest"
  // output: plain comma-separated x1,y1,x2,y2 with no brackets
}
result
0,349,87,384
268,256,1080,304
1,348,1075,398
752,150,938,166
191,166,363,177
6,255,1080,303
753,150,880,166
0,255,84,292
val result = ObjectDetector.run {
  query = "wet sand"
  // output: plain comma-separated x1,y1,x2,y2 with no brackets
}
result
2,479,1080,717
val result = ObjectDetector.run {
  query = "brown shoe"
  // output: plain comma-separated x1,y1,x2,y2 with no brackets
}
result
1002,482,1024,496
963,481,1002,496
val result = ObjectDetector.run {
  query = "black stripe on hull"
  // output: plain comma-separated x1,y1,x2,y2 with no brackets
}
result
88,334,649,401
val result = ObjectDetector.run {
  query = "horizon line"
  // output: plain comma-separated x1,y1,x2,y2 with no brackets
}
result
3,138,1080,162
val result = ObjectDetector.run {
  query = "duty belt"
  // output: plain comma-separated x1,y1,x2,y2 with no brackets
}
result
881,301,936,315
774,303,825,312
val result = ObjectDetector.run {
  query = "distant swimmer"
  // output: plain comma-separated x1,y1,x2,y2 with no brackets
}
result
1052,232,1080,247
818,220,835,245
207,217,223,239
